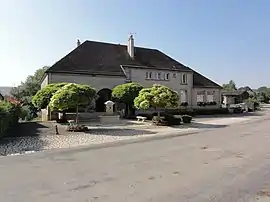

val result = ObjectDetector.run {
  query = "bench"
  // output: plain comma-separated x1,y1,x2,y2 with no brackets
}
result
136,116,147,122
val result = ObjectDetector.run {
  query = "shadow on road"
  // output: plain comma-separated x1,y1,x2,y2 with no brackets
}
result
186,122,227,129
170,122,227,129
195,112,263,119
85,128,156,136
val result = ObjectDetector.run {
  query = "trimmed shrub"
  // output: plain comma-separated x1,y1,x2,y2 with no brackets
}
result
206,101,217,106
152,112,181,126
180,102,188,107
66,124,89,132
0,101,20,138
165,109,195,116
152,116,168,126
182,115,192,123
194,108,229,115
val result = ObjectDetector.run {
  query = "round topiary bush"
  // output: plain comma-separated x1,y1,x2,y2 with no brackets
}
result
181,115,192,123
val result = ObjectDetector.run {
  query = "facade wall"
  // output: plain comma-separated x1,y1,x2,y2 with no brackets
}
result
49,73,126,92
41,70,222,121
125,67,193,106
41,74,49,89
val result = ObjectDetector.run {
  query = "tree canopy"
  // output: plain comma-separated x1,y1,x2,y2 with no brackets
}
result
32,83,68,110
49,83,97,111
134,84,179,111
10,66,49,101
9,66,49,120
49,83,97,123
222,80,237,92
112,82,143,105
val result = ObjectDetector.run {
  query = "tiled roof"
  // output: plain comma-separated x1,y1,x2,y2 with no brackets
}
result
193,71,222,88
47,40,221,88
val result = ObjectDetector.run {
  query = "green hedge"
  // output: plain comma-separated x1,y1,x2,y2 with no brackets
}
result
0,101,20,138
193,108,229,115
138,108,229,120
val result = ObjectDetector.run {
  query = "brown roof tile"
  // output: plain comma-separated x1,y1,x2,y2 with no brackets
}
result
47,40,221,88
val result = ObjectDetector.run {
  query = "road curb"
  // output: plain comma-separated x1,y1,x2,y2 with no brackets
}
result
50,130,199,156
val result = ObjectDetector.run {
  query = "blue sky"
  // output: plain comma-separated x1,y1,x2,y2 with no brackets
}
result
1,0,270,88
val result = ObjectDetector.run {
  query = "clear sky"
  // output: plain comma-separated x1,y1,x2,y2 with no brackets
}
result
1,0,270,88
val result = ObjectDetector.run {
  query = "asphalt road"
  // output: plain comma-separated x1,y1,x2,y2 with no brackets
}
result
1,114,270,202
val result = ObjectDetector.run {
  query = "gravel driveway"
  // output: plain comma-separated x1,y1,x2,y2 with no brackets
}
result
0,122,160,156
0,111,264,156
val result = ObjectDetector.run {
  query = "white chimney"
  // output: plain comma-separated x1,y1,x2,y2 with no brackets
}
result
77,39,81,47
127,34,134,59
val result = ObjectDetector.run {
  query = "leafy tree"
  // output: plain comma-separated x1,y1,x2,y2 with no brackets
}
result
49,83,97,124
134,84,179,117
32,83,68,110
254,86,270,103
112,82,143,116
9,66,49,120
222,80,237,92
257,86,268,93
10,66,49,101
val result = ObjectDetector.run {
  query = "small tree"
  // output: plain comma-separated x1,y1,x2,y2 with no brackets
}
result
134,84,179,117
112,82,143,116
222,80,237,92
32,83,68,110
49,83,96,124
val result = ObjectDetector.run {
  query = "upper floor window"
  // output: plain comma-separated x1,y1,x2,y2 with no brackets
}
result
181,74,187,84
165,73,170,80
146,72,152,79
156,72,161,80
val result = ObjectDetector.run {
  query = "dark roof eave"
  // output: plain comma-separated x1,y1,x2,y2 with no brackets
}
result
46,70,126,77
121,64,193,72
193,85,222,89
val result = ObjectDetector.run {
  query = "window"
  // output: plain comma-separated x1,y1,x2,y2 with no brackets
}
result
180,90,187,102
196,91,205,102
173,73,177,78
156,72,161,80
181,74,187,84
165,73,170,80
146,72,152,79
207,91,214,102
149,72,152,79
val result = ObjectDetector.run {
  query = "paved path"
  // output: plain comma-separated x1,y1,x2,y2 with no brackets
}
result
1,113,270,201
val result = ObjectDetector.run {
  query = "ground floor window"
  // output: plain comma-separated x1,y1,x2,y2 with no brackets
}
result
196,91,205,102
207,91,214,102
180,90,187,102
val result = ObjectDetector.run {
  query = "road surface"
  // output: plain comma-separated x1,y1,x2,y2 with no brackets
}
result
1,113,270,201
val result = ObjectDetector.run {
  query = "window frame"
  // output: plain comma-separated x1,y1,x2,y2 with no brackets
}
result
181,74,187,84
165,73,170,80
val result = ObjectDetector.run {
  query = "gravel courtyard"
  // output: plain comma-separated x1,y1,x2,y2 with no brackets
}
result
0,111,265,156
